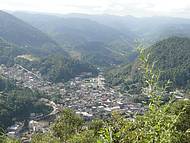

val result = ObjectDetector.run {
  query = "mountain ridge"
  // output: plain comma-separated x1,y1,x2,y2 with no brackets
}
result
0,10,67,56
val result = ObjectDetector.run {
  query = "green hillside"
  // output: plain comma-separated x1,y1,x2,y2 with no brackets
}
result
148,37,190,87
0,11,65,56
105,37,190,88
13,12,136,66
16,54,98,83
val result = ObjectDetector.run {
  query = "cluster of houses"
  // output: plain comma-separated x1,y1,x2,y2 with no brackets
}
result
0,64,66,96
57,74,146,119
0,64,145,120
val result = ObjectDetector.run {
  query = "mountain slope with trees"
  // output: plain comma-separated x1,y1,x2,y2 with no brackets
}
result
105,37,190,89
16,54,98,83
14,12,190,66
0,11,66,56
13,12,136,66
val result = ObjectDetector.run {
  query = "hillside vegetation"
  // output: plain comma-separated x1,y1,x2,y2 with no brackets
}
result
13,12,136,66
105,37,190,89
16,54,98,83
0,11,66,56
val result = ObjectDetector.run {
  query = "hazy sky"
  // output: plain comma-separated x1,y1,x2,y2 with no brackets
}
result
1,0,190,17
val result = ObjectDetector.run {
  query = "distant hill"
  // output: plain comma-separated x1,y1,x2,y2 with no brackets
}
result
105,37,190,88
13,12,136,66
13,12,190,66
13,12,135,46
14,12,190,44
58,14,190,45
0,11,66,56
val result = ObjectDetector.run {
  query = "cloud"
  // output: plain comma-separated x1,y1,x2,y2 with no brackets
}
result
0,0,190,17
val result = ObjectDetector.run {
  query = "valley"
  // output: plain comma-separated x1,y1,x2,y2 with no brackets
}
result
0,8,189,143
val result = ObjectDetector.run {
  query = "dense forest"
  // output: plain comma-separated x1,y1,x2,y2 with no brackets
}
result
16,54,98,83
38,55,98,82
147,37,190,87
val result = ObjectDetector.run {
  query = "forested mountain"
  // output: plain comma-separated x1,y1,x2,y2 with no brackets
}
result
7,11,190,88
126,17,190,44
13,12,136,66
105,37,190,89
13,12,190,46
35,17,135,65
147,37,190,87
0,11,66,56
13,12,134,46
13,11,190,66
58,13,190,45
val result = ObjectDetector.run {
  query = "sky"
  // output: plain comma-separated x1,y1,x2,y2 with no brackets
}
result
1,0,190,17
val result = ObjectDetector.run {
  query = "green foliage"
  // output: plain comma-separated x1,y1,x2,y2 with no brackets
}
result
32,110,103,143
0,128,19,143
147,37,190,87
53,109,84,142
2,138,20,143
0,77,15,91
105,64,134,87
88,119,104,136
78,41,134,67
168,100,190,142
31,132,61,143
68,130,97,143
